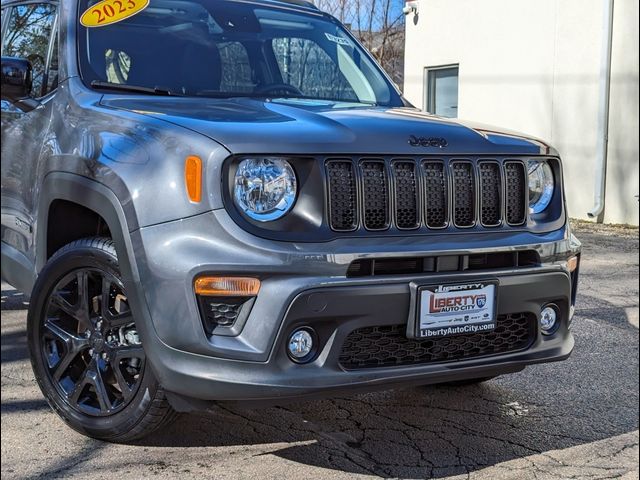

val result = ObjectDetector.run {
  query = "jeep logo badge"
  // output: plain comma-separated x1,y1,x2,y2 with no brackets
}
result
408,135,448,148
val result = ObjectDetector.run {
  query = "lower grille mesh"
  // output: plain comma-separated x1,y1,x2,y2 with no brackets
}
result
339,312,535,369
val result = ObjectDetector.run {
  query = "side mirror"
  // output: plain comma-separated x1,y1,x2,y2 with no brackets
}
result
1,57,33,101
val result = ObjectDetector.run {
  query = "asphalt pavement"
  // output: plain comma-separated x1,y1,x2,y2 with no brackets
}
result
1,221,638,480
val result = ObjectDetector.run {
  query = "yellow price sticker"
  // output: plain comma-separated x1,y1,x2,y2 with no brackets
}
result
80,0,149,28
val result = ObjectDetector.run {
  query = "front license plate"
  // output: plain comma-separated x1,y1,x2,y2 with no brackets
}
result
417,282,497,338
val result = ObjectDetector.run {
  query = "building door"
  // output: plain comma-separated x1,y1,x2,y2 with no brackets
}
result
425,65,459,117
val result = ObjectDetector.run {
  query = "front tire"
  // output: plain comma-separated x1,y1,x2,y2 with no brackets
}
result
28,237,177,442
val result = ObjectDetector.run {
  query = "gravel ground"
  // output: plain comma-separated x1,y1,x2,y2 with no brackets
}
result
1,221,638,480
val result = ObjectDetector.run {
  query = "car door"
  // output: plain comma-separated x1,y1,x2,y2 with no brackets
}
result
1,2,58,262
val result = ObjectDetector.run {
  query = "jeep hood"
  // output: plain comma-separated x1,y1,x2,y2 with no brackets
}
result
100,96,556,156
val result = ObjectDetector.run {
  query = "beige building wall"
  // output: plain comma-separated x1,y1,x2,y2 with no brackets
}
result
403,0,639,225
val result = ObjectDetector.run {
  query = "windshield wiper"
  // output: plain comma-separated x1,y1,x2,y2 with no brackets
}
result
90,80,182,96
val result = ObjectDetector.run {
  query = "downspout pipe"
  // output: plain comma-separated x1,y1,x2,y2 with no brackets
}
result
588,0,615,222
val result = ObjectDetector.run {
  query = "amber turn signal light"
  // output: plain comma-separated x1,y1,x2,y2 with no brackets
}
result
194,277,261,296
567,256,579,273
185,155,202,203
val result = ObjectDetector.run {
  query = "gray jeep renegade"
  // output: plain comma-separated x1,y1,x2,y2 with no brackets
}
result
1,0,581,441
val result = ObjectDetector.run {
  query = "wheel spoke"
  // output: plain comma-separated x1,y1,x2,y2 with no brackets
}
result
43,320,89,380
68,364,91,404
100,276,134,328
75,271,91,329
110,358,134,400
100,276,112,317
50,292,79,319
88,366,112,412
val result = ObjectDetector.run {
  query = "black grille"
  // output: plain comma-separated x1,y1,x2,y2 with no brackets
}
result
423,161,447,228
479,162,502,226
392,162,419,229
326,161,357,231
452,162,475,227
339,313,535,369
505,162,527,225
360,161,389,230
325,157,531,232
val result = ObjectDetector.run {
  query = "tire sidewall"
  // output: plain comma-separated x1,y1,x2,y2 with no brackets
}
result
27,242,160,440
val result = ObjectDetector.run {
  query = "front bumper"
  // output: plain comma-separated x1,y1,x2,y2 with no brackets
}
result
127,209,580,402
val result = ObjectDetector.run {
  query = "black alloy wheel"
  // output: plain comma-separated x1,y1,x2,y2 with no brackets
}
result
41,267,144,416
28,238,177,442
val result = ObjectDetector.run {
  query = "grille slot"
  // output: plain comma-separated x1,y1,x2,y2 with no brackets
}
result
451,161,476,227
479,162,502,226
339,312,536,369
392,161,419,229
360,160,390,230
422,161,448,228
326,160,358,231
346,250,540,277
505,162,527,225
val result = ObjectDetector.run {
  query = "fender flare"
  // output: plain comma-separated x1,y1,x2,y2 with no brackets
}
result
36,172,140,284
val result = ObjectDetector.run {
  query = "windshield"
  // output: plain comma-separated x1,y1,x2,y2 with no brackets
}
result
77,0,402,106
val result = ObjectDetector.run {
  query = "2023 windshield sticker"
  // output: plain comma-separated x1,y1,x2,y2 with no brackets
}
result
80,0,150,27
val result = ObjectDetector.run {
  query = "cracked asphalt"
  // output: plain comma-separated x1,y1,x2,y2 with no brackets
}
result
2,222,638,480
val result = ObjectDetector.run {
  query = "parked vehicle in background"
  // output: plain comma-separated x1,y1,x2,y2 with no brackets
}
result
1,0,581,442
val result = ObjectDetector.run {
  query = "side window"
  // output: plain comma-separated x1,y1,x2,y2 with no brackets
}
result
272,38,358,101
2,4,57,97
217,42,254,93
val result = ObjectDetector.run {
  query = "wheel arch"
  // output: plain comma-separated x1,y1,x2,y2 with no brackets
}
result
36,172,141,285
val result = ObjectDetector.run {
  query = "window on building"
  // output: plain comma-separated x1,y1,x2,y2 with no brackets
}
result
425,65,459,118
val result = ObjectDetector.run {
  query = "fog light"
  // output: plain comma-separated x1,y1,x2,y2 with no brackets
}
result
540,305,559,334
288,329,314,361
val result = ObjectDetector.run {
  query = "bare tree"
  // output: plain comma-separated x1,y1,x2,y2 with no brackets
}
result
314,0,405,86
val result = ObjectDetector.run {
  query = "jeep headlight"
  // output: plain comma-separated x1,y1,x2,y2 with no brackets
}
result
528,160,554,214
234,158,297,221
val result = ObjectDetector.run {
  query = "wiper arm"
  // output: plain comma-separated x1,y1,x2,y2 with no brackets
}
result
90,80,182,96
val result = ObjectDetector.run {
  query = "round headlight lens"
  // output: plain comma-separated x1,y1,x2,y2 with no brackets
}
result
234,158,297,221
528,161,554,214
